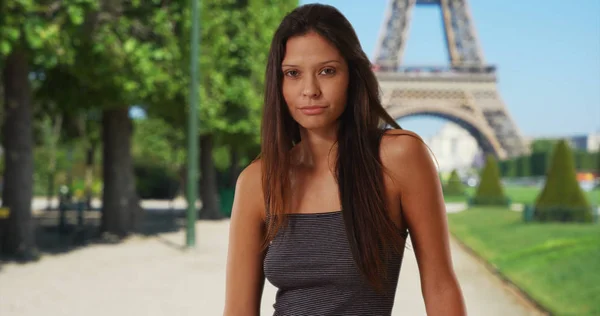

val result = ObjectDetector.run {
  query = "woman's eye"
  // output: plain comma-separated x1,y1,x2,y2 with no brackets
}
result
284,70,299,77
320,68,336,75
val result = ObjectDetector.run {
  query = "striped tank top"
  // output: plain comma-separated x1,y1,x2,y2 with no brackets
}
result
263,211,407,315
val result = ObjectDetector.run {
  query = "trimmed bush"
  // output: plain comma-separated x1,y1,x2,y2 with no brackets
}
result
471,154,510,206
534,140,593,222
443,169,466,196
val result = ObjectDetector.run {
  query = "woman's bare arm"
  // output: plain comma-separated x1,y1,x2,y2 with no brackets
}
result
382,130,467,316
223,161,266,316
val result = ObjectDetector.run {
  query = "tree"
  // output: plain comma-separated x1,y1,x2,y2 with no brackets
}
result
34,66,99,209
517,155,531,177
534,140,592,222
443,169,465,196
0,0,95,259
471,154,510,206
2,0,188,244
64,1,186,236
146,0,298,219
530,139,558,153
219,0,298,186
529,151,550,177
196,0,297,218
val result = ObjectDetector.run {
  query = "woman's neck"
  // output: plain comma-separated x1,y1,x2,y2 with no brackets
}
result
294,126,338,171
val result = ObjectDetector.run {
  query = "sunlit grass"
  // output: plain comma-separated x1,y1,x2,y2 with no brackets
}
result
444,185,600,205
448,207,600,316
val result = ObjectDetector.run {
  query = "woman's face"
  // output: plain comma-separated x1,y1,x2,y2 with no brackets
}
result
281,31,349,132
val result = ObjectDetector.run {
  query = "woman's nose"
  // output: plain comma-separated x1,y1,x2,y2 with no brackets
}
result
302,78,321,98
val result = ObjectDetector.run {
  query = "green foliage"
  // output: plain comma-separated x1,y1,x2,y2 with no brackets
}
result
3,0,188,205
531,139,558,153
12,0,186,132
213,145,232,173
32,138,102,196
443,169,466,196
74,2,183,108
500,155,534,178
131,116,184,200
471,154,510,206
504,158,518,178
529,151,551,177
534,140,593,222
500,139,598,179
144,0,298,179
574,150,600,173
517,155,531,177
7,0,299,199
134,162,180,200
132,117,185,169
196,0,298,140
0,0,97,67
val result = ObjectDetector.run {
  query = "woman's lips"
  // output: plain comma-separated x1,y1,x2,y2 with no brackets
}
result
299,105,327,115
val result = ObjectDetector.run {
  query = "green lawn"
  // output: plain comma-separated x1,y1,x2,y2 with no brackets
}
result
447,207,600,316
445,186,600,205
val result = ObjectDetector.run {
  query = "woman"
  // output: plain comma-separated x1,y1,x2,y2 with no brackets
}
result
224,3,466,316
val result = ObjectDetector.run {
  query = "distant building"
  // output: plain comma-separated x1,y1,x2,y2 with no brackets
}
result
423,123,481,174
528,132,600,152
568,133,600,152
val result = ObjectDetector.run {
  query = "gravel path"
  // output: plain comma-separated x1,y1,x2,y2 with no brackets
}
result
0,203,545,316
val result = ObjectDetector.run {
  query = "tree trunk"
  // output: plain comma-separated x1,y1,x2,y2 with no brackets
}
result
100,107,143,237
199,134,221,219
0,49,36,259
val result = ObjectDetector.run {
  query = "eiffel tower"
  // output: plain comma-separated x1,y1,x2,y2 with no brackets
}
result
373,0,528,159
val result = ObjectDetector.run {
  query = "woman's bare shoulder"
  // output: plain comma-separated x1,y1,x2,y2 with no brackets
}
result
380,129,429,161
379,129,437,189
237,158,263,185
234,158,266,221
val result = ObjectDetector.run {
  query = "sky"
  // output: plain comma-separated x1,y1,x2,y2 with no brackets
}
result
299,0,600,139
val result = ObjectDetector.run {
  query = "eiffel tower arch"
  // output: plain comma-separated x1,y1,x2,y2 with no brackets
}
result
372,0,528,159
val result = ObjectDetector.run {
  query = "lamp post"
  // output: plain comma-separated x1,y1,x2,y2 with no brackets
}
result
186,0,200,248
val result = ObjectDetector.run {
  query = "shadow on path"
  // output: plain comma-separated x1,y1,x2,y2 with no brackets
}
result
0,206,198,265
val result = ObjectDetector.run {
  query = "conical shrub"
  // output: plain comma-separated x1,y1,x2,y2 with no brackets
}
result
444,169,465,196
471,154,510,206
534,140,592,222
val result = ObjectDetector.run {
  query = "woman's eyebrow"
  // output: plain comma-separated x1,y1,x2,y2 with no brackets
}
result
282,59,342,68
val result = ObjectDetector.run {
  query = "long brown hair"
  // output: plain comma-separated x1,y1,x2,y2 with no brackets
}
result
260,3,407,292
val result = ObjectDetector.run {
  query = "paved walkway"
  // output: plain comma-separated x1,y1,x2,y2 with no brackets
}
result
0,204,545,316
